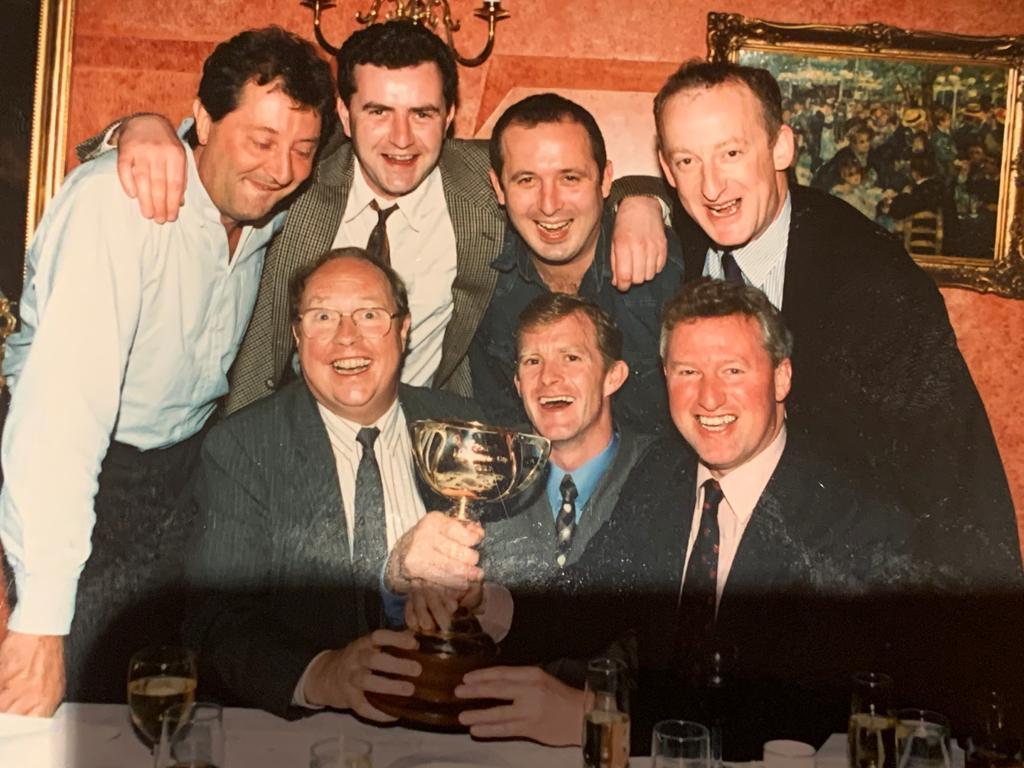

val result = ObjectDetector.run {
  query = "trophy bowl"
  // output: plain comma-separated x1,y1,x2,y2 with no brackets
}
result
365,419,550,729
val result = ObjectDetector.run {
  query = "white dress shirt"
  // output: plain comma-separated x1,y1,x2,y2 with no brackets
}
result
332,161,458,387
682,426,788,609
0,135,281,634
703,193,792,309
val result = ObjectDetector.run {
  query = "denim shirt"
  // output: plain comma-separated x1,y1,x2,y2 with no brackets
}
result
468,208,684,435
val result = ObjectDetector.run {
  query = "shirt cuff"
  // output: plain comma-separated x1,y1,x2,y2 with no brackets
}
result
7,574,78,636
475,583,513,643
380,560,407,628
615,194,672,226
291,650,330,709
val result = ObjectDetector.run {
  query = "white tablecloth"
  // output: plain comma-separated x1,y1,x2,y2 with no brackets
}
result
0,703,868,768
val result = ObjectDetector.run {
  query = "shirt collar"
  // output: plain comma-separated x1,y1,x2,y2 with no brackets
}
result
316,396,402,452
695,423,787,529
344,158,444,234
710,192,791,287
180,121,228,228
545,430,620,520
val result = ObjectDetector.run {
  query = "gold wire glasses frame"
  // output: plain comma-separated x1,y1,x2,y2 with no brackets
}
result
296,306,402,339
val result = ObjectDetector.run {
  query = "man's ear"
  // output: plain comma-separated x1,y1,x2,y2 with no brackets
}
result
443,104,455,134
774,357,793,402
513,372,522,398
193,99,212,146
399,314,412,352
772,124,796,171
488,169,506,206
603,359,630,398
291,323,301,349
600,159,614,199
657,150,678,189
337,96,352,138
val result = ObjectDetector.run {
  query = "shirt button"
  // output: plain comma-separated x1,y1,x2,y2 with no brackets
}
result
264,378,275,390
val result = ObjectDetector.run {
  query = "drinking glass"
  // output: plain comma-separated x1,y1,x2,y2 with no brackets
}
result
848,672,898,768
582,657,630,768
651,720,711,768
127,645,198,751
896,709,951,768
154,702,225,768
309,736,373,768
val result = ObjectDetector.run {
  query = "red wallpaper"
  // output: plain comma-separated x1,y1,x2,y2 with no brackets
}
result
66,0,1024,532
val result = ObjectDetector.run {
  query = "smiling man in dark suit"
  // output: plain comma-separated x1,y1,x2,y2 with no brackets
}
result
653,59,1021,589
183,247,484,719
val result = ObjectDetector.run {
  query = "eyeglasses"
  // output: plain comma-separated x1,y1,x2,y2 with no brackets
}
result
296,306,402,340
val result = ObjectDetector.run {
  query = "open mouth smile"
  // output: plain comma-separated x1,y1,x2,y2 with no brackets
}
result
696,414,737,432
332,357,371,374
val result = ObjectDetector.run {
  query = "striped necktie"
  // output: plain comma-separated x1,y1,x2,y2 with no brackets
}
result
366,201,399,265
555,474,579,568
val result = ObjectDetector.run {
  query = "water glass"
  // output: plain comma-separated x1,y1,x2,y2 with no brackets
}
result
897,710,951,768
154,702,225,768
651,719,710,768
127,645,198,751
582,657,630,768
309,736,373,768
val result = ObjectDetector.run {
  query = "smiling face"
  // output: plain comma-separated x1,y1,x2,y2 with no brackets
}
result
293,256,410,425
490,120,613,276
663,313,791,478
193,79,322,231
337,62,454,201
514,312,627,468
658,82,793,249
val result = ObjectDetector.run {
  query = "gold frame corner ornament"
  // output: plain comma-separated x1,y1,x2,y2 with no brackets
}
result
706,12,1024,299
25,0,76,252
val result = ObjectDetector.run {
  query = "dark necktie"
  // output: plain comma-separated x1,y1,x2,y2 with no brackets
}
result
354,426,387,634
555,474,579,568
366,200,399,265
720,251,745,285
682,479,724,637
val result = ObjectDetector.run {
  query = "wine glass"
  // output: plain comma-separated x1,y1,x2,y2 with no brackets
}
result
309,736,373,768
582,657,630,768
154,702,225,768
848,672,898,768
651,719,711,768
127,645,198,751
896,709,951,768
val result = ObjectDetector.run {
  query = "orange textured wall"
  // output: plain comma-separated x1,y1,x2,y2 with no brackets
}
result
67,0,1024,529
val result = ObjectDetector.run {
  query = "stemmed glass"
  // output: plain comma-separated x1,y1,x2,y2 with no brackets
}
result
127,645,198,751
582,657,630,768
848,672,898,768
309,736,373,768
154,702,225,768
651,719,711,768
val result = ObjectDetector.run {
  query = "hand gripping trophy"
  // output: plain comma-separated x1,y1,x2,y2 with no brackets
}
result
365,419,550,728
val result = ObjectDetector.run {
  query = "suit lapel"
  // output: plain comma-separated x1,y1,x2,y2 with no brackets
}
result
434,141,504,390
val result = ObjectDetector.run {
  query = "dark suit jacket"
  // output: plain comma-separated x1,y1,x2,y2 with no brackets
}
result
226,134,506,412
675,184,1021,589
504,430,921,758
183,379,483,717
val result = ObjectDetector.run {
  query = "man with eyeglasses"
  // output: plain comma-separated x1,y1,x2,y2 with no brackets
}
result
181,247,489,719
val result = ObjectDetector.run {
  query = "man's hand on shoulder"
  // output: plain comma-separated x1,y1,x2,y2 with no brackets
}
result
0,631,65,716
301,629,419,720
610,196,668,291
113,114,187,224
384,511,484,595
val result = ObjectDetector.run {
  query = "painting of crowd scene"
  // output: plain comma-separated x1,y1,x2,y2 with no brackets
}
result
739,49,1008,259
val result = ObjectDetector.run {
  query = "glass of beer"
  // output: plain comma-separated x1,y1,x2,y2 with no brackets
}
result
154,702,224,768
651,720,710,768
309,736,374,768
128,645,198,750
582,657,630,768
848,672,898,768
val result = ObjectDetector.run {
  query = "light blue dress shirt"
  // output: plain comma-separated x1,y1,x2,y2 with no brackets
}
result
545,432,619,523
702,193,792,309
0,128,284,634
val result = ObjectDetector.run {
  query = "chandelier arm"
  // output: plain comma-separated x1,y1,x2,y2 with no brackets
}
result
301,0,341,56
446,5,509,68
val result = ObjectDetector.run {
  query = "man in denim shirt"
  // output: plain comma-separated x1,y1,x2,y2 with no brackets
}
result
469,94,684,435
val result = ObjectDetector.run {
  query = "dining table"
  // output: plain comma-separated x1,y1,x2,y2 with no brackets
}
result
0,702,863,768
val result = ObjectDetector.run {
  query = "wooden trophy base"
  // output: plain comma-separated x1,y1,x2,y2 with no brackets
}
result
366,613,504,729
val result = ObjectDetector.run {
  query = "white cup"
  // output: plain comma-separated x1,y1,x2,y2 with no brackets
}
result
763,739,816,768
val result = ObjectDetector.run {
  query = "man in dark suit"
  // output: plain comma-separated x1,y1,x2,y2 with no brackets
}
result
184,247,484,718
86,23,670,415
653,60,1021,589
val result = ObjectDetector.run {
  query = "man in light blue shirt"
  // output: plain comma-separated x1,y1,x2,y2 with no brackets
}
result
0,27,334,715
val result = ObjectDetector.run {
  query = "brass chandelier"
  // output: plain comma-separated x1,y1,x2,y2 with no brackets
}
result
300,0,510,66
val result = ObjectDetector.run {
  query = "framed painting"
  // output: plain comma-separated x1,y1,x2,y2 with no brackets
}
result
707,12,1024,297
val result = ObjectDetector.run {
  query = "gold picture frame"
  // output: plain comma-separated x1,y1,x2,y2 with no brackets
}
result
26,0,76,248
707,12,1024,298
